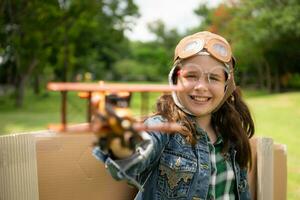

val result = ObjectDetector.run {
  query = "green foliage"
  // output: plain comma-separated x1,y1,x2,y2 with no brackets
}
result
112,59,161,81
233,0,300,91
287,73,300,89
0,0,139,106
120,20,182,82
129,41,170,79
192,0,300,92
1,0,299,107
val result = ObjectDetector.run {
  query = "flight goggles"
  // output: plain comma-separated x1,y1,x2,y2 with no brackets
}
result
174,32,233,64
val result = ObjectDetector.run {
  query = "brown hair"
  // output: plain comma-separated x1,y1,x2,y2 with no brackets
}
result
155,87,254,169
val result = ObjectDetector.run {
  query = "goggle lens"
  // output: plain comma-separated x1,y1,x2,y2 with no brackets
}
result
177,38,231,63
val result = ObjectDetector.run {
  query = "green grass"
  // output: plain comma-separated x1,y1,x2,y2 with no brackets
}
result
0,90,161,134
0,91,87,134
0,89,299,199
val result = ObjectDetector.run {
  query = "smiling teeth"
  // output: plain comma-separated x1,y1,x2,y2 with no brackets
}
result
193,96,209,102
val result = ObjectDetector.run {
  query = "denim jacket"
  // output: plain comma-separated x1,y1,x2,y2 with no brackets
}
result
93,115,251,200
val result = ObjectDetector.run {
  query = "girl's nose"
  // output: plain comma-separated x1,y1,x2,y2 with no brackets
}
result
193,78,208,91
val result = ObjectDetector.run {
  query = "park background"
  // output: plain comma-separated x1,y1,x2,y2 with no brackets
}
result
0,0,299,199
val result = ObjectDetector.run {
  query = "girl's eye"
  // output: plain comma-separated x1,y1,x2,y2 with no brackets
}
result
209,74,222,82
185,74,198,80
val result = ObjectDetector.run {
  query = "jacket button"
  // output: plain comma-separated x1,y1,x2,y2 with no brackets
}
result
192,197,202,200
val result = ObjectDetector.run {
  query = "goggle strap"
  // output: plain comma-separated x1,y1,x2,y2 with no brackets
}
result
168,63,195,116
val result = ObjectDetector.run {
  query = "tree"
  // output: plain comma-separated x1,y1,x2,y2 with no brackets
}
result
0,0,60,107
193,0,300,91
146,20,181,77
231,0,300,91
0,0,139,107
111,20,183,82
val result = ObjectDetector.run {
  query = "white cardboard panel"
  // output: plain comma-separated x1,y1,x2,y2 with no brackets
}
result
0,134,39,200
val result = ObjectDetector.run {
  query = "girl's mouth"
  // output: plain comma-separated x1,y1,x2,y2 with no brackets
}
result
190,95,211,102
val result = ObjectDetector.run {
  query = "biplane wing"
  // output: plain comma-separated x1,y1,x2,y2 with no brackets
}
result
47,82,179,92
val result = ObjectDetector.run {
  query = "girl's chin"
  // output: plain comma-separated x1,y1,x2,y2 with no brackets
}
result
191,111,212,118
185,106,211,116
186,102,216,116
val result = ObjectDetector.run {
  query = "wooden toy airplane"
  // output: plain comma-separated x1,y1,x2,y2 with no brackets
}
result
47,81,184,159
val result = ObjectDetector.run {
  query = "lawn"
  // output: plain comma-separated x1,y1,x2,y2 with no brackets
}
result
0,89,299,199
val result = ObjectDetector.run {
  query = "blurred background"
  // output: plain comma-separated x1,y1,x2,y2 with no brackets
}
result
0,0,299,199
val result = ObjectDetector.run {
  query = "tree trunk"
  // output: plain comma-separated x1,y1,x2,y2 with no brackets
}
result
15,76,25,108
240,70,247,88
33,74,40,95
264,59,272,92
63,15,69,82
273,66,280,92
257,63,265,90
14,58,39,107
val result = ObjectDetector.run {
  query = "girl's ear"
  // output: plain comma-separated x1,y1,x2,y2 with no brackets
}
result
231,95,235,102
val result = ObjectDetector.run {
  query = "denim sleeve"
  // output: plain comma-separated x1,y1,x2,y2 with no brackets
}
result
239,169,251,200
92,115,170,184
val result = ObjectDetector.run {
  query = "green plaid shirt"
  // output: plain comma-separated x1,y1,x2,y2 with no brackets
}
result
207,135,236,200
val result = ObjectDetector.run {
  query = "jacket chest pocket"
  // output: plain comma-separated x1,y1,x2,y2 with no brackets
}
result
157,152,197,199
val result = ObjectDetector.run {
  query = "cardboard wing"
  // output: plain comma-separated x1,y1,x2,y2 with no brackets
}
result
0,132,137,200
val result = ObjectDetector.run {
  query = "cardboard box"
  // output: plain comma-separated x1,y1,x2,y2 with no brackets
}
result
248,137,287,200
1,134,287,200
0,132,137,200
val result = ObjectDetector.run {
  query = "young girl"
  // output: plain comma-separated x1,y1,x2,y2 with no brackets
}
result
93,31,254,200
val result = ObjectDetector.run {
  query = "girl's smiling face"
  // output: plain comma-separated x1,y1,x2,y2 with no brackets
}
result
176,55,227,117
